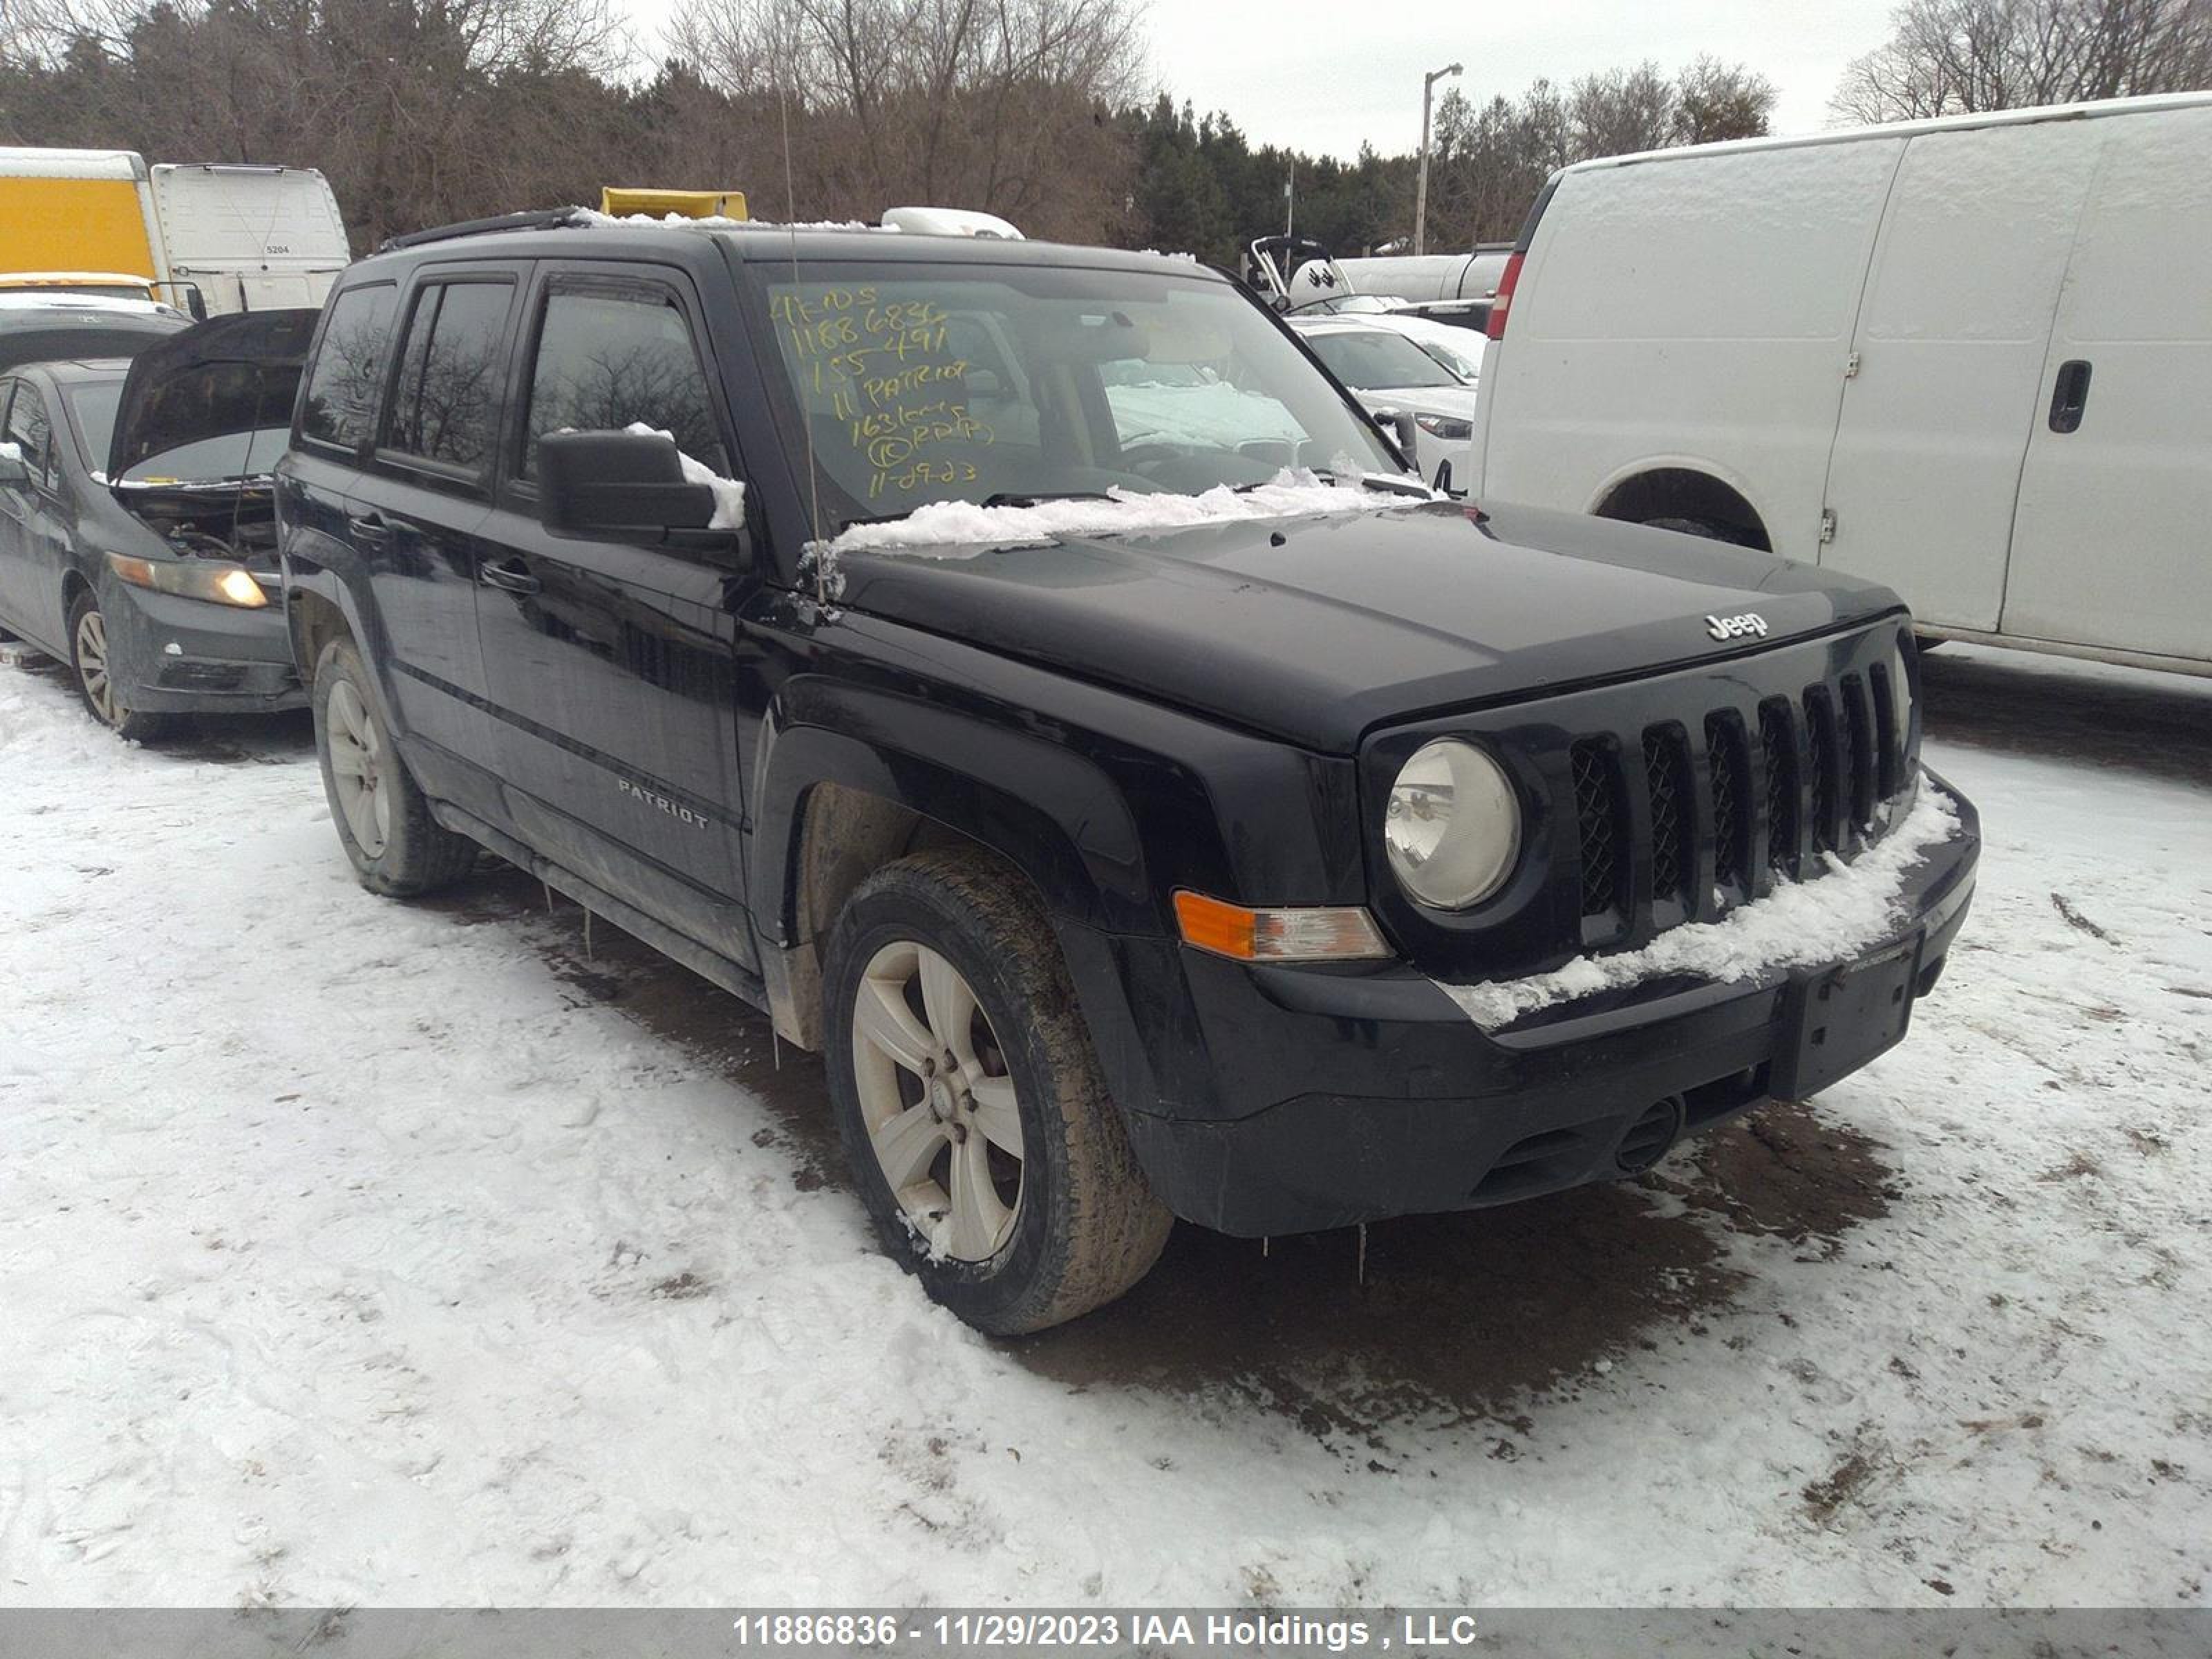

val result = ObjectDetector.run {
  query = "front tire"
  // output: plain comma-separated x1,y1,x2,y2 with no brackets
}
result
68,590,177,742
311,637,476,897
824,849,1172,1334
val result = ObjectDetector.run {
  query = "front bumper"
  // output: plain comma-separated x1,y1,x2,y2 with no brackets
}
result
102,578,305,715
1107,771,1980,1237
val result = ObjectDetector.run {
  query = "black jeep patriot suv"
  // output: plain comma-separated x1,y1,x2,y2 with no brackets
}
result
276,214,1979,1333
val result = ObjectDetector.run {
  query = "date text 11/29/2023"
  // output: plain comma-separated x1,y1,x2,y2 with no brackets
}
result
727,1612,1485,1650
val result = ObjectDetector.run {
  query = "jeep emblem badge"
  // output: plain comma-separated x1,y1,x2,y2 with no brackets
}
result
1705,611,1769,642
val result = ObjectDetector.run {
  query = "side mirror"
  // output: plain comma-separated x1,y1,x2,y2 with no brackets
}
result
0,447,27,487
538,430,722,541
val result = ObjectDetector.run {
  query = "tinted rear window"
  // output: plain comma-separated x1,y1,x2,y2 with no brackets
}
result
384,281,511,471
299,283,399,451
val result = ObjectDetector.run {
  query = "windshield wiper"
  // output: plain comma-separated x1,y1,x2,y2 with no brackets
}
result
1315,469,1434,500
980,491,1112,509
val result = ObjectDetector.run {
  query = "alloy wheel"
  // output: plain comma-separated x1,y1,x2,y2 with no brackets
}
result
326,676,392,857
74,607,118,726
850,939,1025,1261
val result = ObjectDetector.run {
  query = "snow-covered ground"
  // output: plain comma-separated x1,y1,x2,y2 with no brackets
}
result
1,641,2207,1609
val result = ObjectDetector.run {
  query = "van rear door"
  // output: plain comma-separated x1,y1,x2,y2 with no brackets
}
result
1818,120,2101,628
1998,104,2212,668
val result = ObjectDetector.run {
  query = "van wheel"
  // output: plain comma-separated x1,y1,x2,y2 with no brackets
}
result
68,590,178,742
1640,514,1759,548
824,849,1172,1334
312,637,476,897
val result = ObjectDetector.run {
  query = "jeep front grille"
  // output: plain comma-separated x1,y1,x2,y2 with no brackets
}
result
1571,738,1624,919
1555,635,1915,953
1642,727,1694,912
1370,624,1922,982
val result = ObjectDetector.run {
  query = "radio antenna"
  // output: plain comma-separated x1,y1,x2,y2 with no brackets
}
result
777,67,828,608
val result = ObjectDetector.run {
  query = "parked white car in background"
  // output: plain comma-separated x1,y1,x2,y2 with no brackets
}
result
1465,91,2212,677
1290,315,1477,493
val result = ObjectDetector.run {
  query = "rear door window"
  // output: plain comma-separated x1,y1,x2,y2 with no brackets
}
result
299,282,400,453
520,278,727,478
384,279,514,473
3,382,53,485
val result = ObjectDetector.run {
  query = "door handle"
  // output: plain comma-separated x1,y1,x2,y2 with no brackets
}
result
2048,359,2092,433
479,557,542,597
347,512,393,545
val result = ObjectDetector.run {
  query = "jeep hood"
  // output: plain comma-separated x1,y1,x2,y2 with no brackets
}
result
108,308,318,482
829,500,1906,753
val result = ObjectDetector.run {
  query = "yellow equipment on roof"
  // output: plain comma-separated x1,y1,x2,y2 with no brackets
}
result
599,188,748,221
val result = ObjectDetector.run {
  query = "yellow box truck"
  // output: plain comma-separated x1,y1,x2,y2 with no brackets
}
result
0,147,170,298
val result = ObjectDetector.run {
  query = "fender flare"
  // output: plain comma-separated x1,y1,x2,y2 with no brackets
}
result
750,685,1153,944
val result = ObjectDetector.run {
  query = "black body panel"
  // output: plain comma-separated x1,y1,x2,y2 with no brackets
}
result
276,220,1982,1240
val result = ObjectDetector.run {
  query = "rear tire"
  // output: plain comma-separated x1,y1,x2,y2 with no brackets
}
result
311,637,477,897
67,590,178,742
824,848,1172,1334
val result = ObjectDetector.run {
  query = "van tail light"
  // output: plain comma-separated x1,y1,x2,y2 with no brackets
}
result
1486,251,1524,340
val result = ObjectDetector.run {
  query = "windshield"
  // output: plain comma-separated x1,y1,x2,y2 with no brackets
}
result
1409,332,1483,383
66,380,286,483
752,260,1400,529
1303,329,1463,392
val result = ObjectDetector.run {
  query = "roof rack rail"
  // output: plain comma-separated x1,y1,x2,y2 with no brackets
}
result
377,208,585,254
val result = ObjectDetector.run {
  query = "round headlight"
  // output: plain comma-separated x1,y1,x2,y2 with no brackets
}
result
1384,739,1521,909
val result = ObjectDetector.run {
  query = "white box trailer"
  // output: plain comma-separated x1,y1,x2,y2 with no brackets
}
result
150,163,350,315
1465,92,2212,677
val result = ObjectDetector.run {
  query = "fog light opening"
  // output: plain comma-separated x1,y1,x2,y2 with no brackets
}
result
1615,1095,1685,1174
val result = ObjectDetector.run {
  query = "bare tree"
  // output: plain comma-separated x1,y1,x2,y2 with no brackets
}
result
1834,0,2212,122
1673,54,1779,143
666,0,1143,239
1568,61,1677,158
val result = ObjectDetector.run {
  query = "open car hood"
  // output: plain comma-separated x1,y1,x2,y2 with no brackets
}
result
108,308,318,482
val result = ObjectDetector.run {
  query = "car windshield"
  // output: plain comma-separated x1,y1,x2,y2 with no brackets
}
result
1409,333,1483,382
1304,328,1463,392
751,259,1401,529
65,379,287,483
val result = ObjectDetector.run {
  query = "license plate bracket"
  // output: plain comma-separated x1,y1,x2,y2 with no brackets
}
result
1772,937,1922,1100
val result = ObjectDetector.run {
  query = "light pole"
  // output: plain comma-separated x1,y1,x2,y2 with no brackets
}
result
1414,61,1462,257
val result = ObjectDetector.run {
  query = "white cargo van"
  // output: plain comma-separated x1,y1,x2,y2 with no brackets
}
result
149,163,350,314
1466,93,2212,676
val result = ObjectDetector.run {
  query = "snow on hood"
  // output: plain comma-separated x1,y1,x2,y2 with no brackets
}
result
619,422,747,528
822,468,1430,558
1438,782,1962,1031
1353,384,1480,420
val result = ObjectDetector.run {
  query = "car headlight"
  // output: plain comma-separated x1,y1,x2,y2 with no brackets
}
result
1414,412,1473,441
107,552,268,609
1384,739,1521,908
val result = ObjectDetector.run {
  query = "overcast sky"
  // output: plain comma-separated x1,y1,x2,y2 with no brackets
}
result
1142,1,1899,154
626,0,1900,158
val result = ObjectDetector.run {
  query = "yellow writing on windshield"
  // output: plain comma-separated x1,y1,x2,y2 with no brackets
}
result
772,287,994,498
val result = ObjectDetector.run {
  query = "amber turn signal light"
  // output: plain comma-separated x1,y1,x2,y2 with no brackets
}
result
1173,890,1391,962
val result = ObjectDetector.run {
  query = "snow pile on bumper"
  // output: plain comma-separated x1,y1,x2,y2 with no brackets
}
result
1438,782,1962,1031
